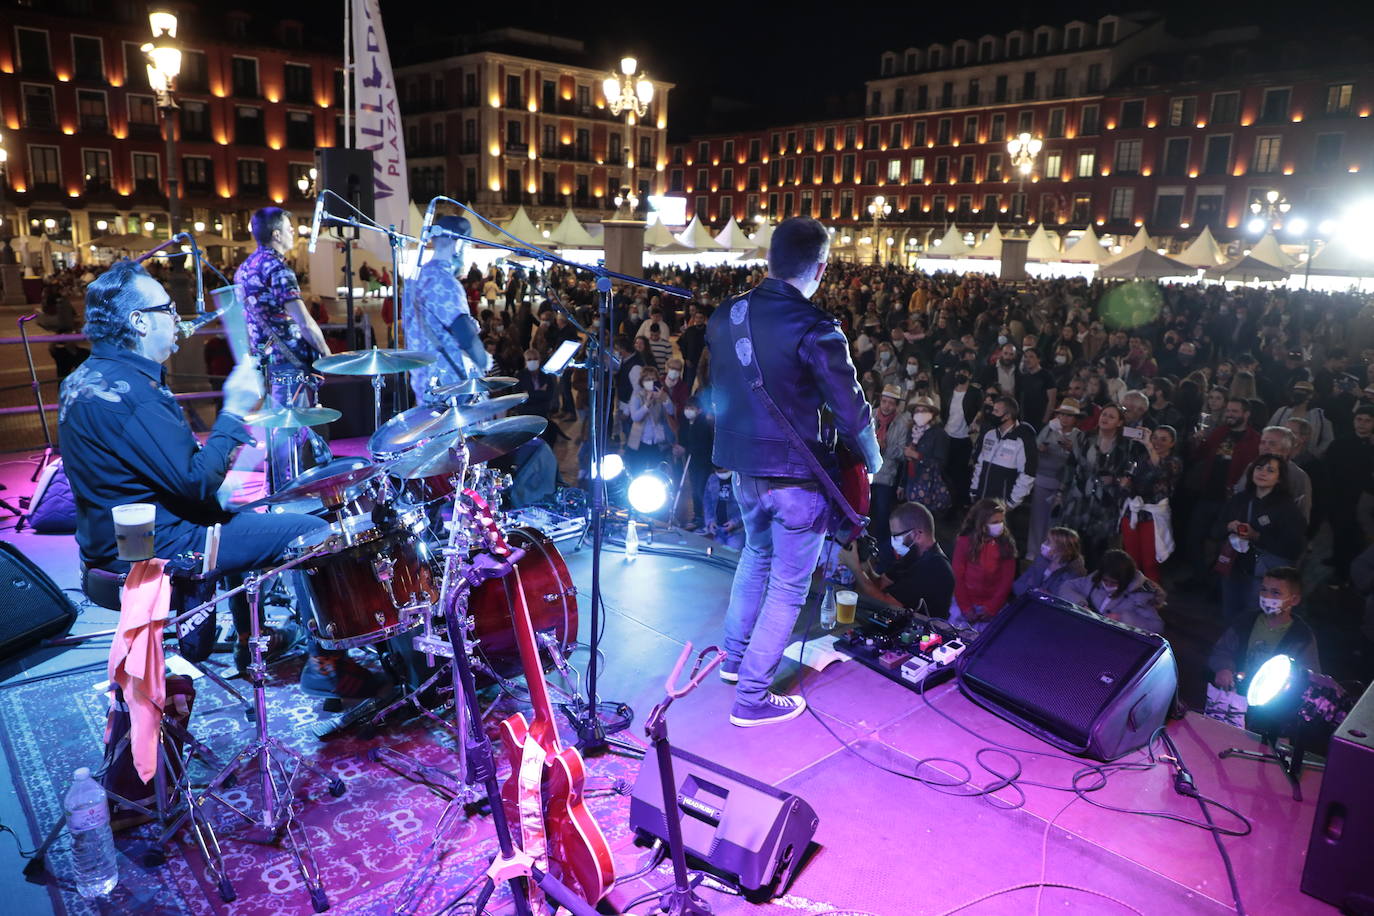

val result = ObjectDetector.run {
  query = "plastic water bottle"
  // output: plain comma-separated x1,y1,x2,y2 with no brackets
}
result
65,767,118,899
624,519,639,561
820,583,838,631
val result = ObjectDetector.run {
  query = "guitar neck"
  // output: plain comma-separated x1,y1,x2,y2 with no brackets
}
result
507,567,560,748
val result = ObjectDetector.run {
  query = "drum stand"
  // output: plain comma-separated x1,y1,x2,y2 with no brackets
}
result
195,547,345,913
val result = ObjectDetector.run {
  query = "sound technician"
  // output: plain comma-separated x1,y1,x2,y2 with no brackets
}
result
839,501,955,618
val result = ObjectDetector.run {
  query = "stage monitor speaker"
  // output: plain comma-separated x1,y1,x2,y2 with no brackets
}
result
629,745,818,894
955,591,1177,761
0,541,78,662
1302,684,1374,910
316,148,375,229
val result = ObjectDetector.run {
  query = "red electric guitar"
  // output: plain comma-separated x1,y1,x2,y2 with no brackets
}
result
467,493,614,907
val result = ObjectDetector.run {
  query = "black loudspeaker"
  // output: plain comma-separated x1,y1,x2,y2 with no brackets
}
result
955,591,1178,761
316,148,375,228
1302,685,1374,910
629,745,818,893
0,541,78,662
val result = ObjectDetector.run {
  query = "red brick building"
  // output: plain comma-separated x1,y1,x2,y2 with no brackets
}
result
670,15,1374,262
0,0,343,261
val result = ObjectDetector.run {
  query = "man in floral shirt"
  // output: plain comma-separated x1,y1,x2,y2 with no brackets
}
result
235,207,332,491
404,214,490,400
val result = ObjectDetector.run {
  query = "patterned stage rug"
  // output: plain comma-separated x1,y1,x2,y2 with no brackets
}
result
0,657,650,916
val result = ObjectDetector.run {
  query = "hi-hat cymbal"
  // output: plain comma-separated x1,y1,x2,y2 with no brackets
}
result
242,405,342,429
391,393,529,446
387,415,547,479
241,462,381,509
429,376,518,399
315,348,436,376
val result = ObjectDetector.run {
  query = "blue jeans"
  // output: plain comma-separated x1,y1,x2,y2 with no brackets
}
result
722,475,829,707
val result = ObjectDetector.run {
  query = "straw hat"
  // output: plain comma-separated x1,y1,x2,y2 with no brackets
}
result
881,384,904,401
910,396,938,411
1054,397,1085,416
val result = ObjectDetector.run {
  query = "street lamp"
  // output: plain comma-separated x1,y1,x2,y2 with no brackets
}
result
1248,189,1291,234
1006,132,1042,229
296,167,317,197
867,194,891,264
604,57,653,218
143,8,181,237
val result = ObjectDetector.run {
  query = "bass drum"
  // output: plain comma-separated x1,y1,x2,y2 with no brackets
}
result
469,527,578,680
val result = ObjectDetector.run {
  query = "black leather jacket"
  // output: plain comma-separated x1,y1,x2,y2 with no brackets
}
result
706,278,881,479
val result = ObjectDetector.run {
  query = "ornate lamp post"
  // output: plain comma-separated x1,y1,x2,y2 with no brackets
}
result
1006,131,1041,230
603,57,653,218
1248,189,1291,234
143,9,182,236
867,194,891,264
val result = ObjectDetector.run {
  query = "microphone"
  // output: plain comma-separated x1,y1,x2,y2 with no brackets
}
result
419,196,439,246
307,191,326,253
177,306,229,339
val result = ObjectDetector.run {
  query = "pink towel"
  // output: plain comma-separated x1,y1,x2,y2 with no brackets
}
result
109,559,171,784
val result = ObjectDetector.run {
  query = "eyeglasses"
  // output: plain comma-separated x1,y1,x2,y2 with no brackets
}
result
137,300,178,318
891,527,915,538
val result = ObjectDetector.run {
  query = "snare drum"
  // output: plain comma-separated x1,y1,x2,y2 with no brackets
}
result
467,527,578,679
369,405,463,506
289,509,436,649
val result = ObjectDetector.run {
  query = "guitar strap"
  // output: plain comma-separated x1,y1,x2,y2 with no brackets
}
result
726,293,867,530
517,737,551,915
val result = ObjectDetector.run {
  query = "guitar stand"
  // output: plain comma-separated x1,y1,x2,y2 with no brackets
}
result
539,631,644,760
194,555,345,912
631,642,725,916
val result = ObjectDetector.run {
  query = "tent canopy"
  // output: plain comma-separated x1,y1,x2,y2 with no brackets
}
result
1026,225,1062,261
644,216,681,248
1307,236,1374,275
750,220,774,249
548,208,599,248
1176,226,1227,268
1249,231,1300,269
501,206,543,244
968,224,1003,258
1205,255,1291,283
925,224,970,257
713,216,752,249
1112,226,1155,261
676,215,726,249
1059,227,1110,264
1097,248,1194,280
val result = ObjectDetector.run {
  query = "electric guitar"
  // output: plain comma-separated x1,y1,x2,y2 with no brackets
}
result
476,504,614,906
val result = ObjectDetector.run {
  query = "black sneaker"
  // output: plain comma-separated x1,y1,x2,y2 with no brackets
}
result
301,654,380,700
729,693,806,727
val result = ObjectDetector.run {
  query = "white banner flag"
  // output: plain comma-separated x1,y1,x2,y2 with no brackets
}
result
351,0,409,260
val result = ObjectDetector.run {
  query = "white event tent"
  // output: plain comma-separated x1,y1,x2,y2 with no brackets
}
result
1176,226,1227,268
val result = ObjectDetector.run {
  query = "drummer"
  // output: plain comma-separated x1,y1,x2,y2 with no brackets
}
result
60,260,377,701
405,214,492,402
237,206,334,492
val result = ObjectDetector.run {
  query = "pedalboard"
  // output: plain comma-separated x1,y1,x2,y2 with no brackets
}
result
831,608,971,694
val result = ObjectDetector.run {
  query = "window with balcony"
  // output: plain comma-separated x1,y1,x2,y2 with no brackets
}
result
989,113,1005,142
1086,64,1103,93
1044,150,1062,179
986,153,1002,180
232,57,260,97
1326,83,1354,116
669,169,683,193
1211,91,1239,125
284,63,312,104
1194,191,1225,228
994,75,1008,103
891,122,904,147
820,156,833,182
1259,88,1290,124
128,93,157,127
840,190,854,218
785,159,795,182
724,166,737,189
235,106,264,145
29,145,60,187
1314,133,1344,170
1022,71,1037,100
17,28,51,75
864,160,878,184
798,191,811,216
1168,96,1196,128
867,125,880,149
184,156,213,193
76,89,107,132
236,159,265,195
1202,135,1231,175
963,116,978,143
462,119,476,153
724,139,737,161
542,79,556,111
505,75,522,109
179,99,209,140
748,166,761,191
608,132,622,163
132,151,160,192
869,90,882,115
888,159,902,182
575,128,589,160
819,190,833,218
936,118,951,145
1253,136,1281,174
1080,104,1100,136
1071,193,1092,223
968,78,980,106
72,35,104,82
1163,137,1189,176
1017,110,1033,133
1052,68,1067,98
641,136,652,166
934,157,949,183
940,82,953,107
983,193,999,214
698,141,710,162
1119,99,1144,129
1109,187,1134,221
1115,139,1142,175
959,155,975,183
1155,191,1184,227
287,110,314,149
462,72,477,106
1047,108,1065,138
575,84,589,113
916,85,928,110
913,121,927,145
749,138,762,161
21,84,56,129
842,154,856,182
83,149,111,190
910,157,925,182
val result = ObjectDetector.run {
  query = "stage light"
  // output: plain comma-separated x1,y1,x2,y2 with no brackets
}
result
1247,217,1266,234
1287,217,1308,237
628,472,669,513
595,454,624,481
1247,654,1293,707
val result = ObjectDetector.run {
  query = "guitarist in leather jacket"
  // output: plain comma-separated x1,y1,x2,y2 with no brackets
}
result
706,217,882,727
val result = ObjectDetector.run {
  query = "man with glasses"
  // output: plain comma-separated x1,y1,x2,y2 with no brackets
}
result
237,206,332,491
59,260,375,700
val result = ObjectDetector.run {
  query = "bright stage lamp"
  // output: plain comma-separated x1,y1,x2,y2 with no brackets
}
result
1247,654,1294,707
627,472,669,514
595,454,624,481
1248,217,1266,234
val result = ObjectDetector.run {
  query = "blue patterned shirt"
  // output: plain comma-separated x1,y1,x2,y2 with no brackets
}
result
236,246,314,366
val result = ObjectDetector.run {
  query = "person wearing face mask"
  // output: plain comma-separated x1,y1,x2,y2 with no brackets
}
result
940,365,982,509
1214,454,1306,623
1028,398,1084,553
1267,381,1333,457
837,502,954,617
703,466,745,549
627,366,676,474
1014,527,1086,599
868,385,913,567
969,396,1037,524
515,346,555,418
1057,550,1166,635
674,396,715,530
900,397,951,514
950,499,1017,631
875,343,900,388
1208,567,1320,693
1183,397,1260,586
707,218,881,728
663,356,691,416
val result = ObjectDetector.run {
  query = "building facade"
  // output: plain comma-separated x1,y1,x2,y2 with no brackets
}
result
0,0,343,262
671,14,1374,261
396,28,673,231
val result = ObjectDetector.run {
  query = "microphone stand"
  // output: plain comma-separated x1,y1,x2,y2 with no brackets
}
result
16,312,55,481
427,206,689,759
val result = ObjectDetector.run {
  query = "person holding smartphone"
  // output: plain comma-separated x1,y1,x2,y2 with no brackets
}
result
627,365,675,474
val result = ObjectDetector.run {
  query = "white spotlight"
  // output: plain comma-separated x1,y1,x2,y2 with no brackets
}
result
627,472,669,513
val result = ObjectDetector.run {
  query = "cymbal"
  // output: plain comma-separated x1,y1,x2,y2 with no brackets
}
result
391,393,529,446
315,348,436,376
387,415,547,479
242,405,342,429
241,462,381,509
429,376,518,399
256,457,375,514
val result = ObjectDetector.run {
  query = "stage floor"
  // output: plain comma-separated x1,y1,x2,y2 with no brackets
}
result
0,451,1338,916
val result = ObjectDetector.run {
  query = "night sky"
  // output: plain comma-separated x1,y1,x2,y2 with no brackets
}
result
297,1,1372,136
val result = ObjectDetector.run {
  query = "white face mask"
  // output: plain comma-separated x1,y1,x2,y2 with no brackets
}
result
1040,542,1054,559
525,360,540,371
715,471,731,480
1259,596,1285,616
913,411,933,427
1055,355,1069,365
906,364,919,376
891,536,912,558
667,370,681,382
684,408,699,420
987,522,1005,537
643,381,657,392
